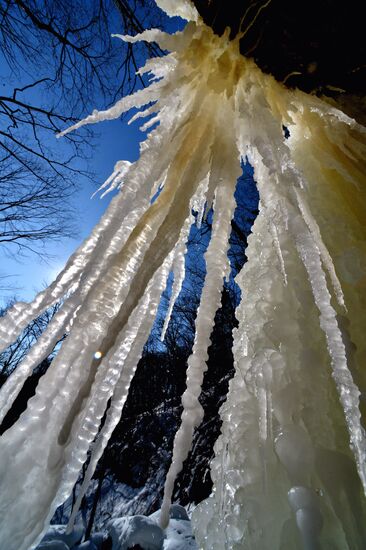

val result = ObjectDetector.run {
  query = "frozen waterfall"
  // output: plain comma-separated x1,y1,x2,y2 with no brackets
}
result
0,0,366,549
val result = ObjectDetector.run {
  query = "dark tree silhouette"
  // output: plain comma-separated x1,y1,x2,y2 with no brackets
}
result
0,300,62,434
0,0,164,256
0,299,60,382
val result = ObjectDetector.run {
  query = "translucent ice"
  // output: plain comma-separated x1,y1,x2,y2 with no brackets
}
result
0,2,366,549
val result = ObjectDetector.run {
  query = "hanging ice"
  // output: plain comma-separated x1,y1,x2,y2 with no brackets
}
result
0,1,366,549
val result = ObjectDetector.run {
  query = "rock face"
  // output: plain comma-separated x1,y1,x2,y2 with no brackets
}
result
192,0,366,123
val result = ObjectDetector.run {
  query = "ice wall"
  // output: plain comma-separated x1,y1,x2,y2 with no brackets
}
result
191,26,366,550
0,1,365,549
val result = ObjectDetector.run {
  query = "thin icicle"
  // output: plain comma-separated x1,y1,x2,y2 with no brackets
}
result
128,105,157,125
295,187,345,309
191,173,210,229
137,54,177,81
269,217,287,285
112,29,186,52
56,81,162,138
161,213,192,341
154,0,198,21
140,114,160,132
92,160,132,198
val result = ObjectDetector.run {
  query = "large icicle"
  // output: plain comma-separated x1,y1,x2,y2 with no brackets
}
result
297,231,366,489
67,251,174,532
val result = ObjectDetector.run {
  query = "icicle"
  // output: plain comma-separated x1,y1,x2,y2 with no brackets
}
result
268,216,287,285
191,173,210,228
0,7,365,550
56,82,162,138
0,59,219,550
140,114,160,132
160,128,241,528
294,187,345,309
92,160,132,198
128,105,157,125
193,57,366,546
0,300,75,424
160,213,192,341
154,0,198,22
137,54,177,81
67,252,174,532
297,231,366,492
112,29,186,53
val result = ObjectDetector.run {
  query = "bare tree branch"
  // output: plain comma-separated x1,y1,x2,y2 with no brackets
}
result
0,0,164,258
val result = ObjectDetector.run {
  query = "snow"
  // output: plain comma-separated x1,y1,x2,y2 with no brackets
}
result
163,519,196,550
168,504,189,521
36,507,196,550
107,508,197,550
1,1,366,549
37,524,83,548
109,516,164,550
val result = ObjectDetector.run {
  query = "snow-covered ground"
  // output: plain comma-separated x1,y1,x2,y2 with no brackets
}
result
53,469,169,532
36,504,197,550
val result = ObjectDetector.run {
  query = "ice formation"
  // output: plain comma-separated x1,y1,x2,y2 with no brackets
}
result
0,0,366,549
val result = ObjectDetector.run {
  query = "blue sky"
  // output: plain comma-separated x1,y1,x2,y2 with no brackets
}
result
0,112,147,305
0,8,185,307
